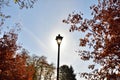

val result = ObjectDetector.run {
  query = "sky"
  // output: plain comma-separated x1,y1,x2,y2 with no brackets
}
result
4,0,97,80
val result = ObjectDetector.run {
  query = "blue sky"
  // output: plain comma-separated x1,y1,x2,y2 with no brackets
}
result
4,0,97,80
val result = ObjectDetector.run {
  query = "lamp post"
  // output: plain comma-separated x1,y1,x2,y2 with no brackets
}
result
56,34,63,80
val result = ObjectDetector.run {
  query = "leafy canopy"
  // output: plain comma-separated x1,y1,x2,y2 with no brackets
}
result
0,30,34,80
0,0,38,27
63,0,120,79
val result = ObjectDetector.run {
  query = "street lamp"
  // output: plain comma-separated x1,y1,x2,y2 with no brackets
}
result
56,34,63,80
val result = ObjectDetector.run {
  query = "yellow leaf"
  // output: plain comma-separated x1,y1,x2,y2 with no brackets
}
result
14,0,18,3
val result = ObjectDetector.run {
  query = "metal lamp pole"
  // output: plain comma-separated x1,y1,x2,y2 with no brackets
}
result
56,34,63,80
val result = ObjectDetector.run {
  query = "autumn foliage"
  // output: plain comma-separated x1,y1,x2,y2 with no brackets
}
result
0,30,34,80
0,0,39,80
63,0,120,79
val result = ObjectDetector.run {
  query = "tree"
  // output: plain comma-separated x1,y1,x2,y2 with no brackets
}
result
27,55,55,80
0,0,38,9
59,65,76,80
0,30,34,80
0,0,38,27
0,0,38,80
63,0,120,80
